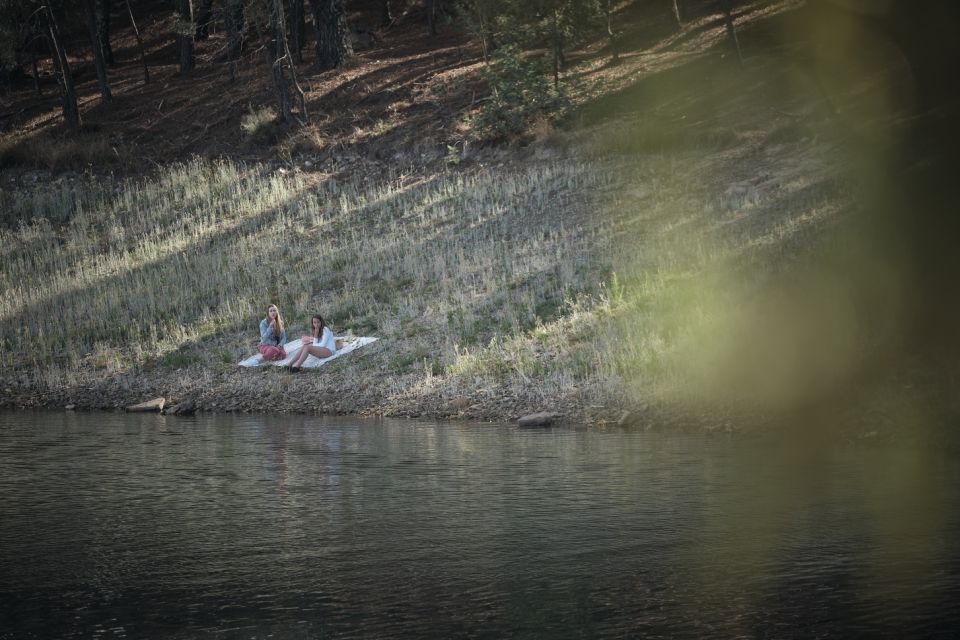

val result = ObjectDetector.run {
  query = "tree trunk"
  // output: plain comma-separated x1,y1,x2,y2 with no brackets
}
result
381,0,391,26
176,0,194,75
224,0,245,60
485,9,498,56
283,0,308,121
97,0,114,64
474,4,489,63
606,0,619,64
551,10,561,88
290,0,305,62
83,0,113,104
44,4,80,130
312,0,352,71
719,0,742,65
195,0,214,39
671,0,683,30
268,0,291,123
427,0,437,36
124,0,150,84
266,0,307,123
30,47,42,96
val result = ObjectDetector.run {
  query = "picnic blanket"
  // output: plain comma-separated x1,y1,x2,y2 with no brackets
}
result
239,336,378,368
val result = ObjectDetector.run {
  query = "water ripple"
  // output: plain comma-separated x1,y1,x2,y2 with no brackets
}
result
0,411,958,638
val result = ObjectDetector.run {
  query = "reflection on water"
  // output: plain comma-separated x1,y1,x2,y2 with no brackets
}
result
0,411,958,639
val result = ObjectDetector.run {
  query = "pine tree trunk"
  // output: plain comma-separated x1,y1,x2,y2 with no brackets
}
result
269,0,291,122
381,0,392,26
427,0,437,36
224,0,245,60
671,0,683,30
30,47,42,96
176,0,195,75
124,0,150,84
719,0,743,65
195,0,214,39
551,10,561,88
606,0,619,64
312,0,352,71
290,0,305,62
97,0,113,64
83,0,113,104
45,4,80,130
475,4,489,63
283,0,308,122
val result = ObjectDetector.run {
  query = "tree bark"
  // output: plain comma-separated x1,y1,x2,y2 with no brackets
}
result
312,0,352,71
83,0,113,104
194,0,214,39
283,2,308,122
224,0,244,60
290,0,305,62
551,9,561,88
176,0,194,75
474,3,489,63
671,0,683,30
606,0,619,64
719,0,743,65
427,0,437,36
124,0,150,84
97,0,114,64
381,0,392,26
30,46,42,96
267,0,307,122
44,4,80,129
269,0,291,122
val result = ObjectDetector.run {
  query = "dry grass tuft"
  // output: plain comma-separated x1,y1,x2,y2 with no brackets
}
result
1,121,848,412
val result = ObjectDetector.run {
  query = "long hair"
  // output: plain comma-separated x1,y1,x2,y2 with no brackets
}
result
311,314,326,339
265,304,284,338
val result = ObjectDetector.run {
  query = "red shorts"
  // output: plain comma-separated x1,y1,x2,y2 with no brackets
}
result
258,345,286,361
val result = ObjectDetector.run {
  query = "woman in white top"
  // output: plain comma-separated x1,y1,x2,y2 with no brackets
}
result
288,313,337,372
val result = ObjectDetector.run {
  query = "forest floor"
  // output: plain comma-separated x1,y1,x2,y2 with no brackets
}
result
0,0,807,175
1,1,949,438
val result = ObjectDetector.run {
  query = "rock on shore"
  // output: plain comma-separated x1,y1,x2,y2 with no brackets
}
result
518,412,563,427
126,397,165,413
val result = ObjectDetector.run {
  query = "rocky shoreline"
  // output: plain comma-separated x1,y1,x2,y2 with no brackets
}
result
3,367,944,441
0,366,674,430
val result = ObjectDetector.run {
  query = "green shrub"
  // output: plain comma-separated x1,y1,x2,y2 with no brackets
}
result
470,44,571,141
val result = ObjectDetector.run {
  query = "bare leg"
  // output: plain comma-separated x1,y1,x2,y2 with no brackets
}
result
291,345,309,367
308,345,333,359
294,344,332,367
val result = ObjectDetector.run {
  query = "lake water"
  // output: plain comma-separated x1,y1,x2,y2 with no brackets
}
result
1,411,958,639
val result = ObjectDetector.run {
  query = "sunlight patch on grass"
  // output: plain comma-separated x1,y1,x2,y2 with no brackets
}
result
2,131,847,409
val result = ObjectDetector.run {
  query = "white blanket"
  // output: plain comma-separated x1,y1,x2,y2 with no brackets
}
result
239,336,378,368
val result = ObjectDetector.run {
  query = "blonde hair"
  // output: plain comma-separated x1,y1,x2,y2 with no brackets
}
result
265,304,284,338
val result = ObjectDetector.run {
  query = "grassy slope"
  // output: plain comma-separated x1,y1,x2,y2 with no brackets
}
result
3,0,894,425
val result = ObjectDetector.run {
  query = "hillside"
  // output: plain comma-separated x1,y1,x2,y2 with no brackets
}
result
1,0,807,174
2,0,957,434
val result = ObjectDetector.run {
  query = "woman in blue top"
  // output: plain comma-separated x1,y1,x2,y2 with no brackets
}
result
258,304,287,361
288,313,337,372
